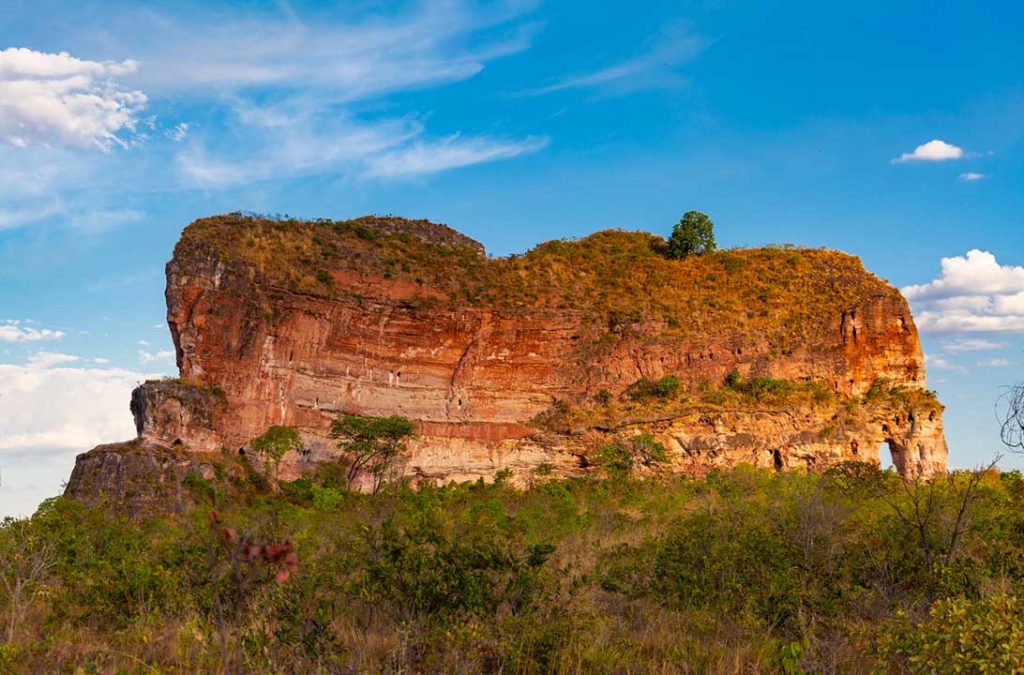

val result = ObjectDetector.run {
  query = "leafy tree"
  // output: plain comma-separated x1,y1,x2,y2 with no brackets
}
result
250,426,303,481
330,414,415,493
667,210,716,258
597,434,668,475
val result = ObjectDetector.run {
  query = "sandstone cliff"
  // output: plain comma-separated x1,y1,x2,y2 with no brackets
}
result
67,213,948,509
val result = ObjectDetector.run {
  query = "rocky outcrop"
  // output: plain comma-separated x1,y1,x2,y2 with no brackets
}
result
65,441,210,518
66,214,949,508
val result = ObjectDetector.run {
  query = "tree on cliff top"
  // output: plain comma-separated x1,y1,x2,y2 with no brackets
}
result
330,414,415,493
667,211,716,258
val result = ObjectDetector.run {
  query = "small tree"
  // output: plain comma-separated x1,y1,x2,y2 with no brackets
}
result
597,434,668,476
667,210,716,259
0,518,54,645
999,381,1023,451
330,414,415,493
250,425,303,482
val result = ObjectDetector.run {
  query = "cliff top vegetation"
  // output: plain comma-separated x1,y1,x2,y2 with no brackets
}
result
174,213,902,342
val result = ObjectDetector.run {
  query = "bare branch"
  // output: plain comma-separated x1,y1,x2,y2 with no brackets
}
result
998,383,1024,452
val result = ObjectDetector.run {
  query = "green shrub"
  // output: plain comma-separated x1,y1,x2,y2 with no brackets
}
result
667,210,717,258
627,375,680,400
873,594,1024,672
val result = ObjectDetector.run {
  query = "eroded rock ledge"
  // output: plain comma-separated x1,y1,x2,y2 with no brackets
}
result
66,213,948,509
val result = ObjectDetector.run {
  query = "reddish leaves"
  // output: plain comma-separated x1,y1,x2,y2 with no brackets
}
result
209,510,298,583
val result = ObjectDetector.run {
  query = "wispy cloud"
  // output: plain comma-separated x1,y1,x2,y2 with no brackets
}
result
903,250,1024,333
892,139,965,163
129,2,536,98
158,2,544,186
978,358,1010,367
26,351,79,367
514,21,706,97
365,133,548,178
959,172,985,181
941,338,1008,352
925,353,967,373
138,348,174,365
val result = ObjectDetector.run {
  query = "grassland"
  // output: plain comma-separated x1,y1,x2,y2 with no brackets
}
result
2,465,1020,673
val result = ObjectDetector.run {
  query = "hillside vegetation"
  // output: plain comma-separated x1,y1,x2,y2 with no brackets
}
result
174,213,900,342
3,465,1022,673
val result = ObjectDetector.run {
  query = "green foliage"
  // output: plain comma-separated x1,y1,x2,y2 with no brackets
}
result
250,425,303,482
597,434,669,475
250,426,303,465
329,414,415,493
667,210,716,259
626,375,680,400
6,467,1022,672
874,594,1024,673
176,214,899,356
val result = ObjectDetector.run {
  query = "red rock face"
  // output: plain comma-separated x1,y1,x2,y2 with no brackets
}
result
66,215,948,508
147,218,946,482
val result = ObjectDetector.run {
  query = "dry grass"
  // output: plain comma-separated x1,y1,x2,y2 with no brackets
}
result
174,214,900,348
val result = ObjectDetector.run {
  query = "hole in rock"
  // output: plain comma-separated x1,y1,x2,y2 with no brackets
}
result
880,441,905,474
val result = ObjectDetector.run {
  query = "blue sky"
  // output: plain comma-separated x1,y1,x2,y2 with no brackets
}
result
1,0,1023,516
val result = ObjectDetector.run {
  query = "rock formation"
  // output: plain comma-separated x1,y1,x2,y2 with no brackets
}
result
66,213,948,511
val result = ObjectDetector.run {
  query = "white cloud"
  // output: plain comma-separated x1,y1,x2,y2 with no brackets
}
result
903,250,1024,333
27,351,79,368
0,358,162,451
166,122,189,142
0,320,65,343
364,134,548,178
138,349,174,364
515,21,705,97
131,3,534,98
0,47,147,149
978,358,1010,367
925,353,967,372
941,338,1008,352
959,172,985,181
892,139,965,163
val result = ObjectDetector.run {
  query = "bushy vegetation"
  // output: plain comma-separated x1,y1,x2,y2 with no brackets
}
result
667,210,716,259
329,414,416,493
534,374,855,436
174,213,899,351
2,465,1021,673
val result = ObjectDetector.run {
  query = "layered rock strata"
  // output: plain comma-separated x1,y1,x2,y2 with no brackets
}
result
66,214,949,508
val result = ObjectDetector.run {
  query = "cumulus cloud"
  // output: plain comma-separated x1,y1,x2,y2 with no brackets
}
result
0,47,147,149
0,320,65,343
903,250,1024,333
0,356,161,452
978,358,1010,367
892,139,965,163
959,172,985,181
